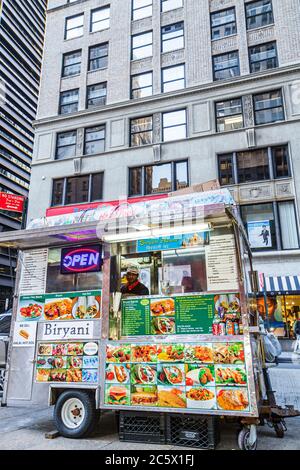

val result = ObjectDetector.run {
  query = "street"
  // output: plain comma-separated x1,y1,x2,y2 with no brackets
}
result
0,359,299,451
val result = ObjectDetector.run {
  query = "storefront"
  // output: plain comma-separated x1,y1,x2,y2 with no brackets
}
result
258,275,300,338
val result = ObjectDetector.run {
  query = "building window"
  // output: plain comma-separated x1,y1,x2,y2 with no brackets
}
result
62,50,81,77
246,0,274,30
241,201,299,251
241,203,277,250
65,14,84,40
163,109,187,142
59,89,79,114
272,146,290,178
131,72,153,99
249,42,278,73
52,173,104,206
218,154,234,186
216,98,243,132
84,126,106,155
131,31,153,60
130,116,153,147
211,8,236,40
87,83,107,108
253,90,284,125
161,22,184,53
237,149,270,183
132,0,152,21
162,64,185,92
51,179,64,206
213,51,240,80
56,131,77,160
91,6,110,33
161,0,183,12
218,145,290,186
89,43,109,71
278,201,299,250
129,160,188,196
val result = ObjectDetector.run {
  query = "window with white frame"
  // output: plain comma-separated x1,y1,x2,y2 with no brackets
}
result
132,0,152,21
163,109,187,141
162,64,185,92
131,31,153,60
91,5,110,33
65,14,84,40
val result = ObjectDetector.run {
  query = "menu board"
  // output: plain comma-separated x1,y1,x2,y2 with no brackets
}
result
121,295,216,337
19,249,48,295
16,290,102,322
35,342,99,384
104,341,251,414
205,235,239,291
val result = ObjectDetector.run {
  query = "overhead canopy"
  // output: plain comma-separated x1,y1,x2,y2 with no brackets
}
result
262,276,300,294
0,189,237,250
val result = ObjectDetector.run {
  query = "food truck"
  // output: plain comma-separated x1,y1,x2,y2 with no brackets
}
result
1,189,267,449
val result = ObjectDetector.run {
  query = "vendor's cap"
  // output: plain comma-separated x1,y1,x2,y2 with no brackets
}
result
126,265,140,275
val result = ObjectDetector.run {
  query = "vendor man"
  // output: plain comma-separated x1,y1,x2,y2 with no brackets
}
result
121,265,149,296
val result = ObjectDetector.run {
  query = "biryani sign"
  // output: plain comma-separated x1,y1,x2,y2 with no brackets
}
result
61,245,102,274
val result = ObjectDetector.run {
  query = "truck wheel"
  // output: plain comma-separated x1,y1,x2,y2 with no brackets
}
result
54,390,100,438
274,421,285,438
237,427,257,450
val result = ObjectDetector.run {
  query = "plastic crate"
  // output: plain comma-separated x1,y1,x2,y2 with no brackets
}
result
166,414,220,449
119,411,166,444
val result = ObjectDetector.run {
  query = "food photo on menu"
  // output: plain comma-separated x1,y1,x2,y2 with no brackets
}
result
157,386,186,408
131,385,158,406
18,296,44,321
36,342,99,384
43,292,101,321
105,384,130,406
105,364,131,384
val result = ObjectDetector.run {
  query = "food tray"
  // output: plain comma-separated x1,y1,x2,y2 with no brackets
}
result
166,414,220,449
119,411,166,444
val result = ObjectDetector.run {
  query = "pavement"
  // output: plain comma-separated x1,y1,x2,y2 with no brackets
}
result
0,358,300,451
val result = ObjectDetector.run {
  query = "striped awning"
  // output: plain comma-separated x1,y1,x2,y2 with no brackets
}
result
263,276,300,294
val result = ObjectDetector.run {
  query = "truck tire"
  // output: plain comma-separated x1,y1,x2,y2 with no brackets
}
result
53,390,100,438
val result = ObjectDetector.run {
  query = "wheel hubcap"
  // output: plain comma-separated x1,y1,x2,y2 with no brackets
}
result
61,398,85,429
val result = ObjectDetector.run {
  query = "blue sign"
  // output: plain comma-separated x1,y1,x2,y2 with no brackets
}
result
137,232,209,253
61,245,102,274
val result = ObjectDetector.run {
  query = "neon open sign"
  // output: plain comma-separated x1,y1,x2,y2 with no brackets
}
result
61,245,102,274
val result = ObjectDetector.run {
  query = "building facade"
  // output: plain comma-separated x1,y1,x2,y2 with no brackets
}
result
29,0,300,335
0,0,47,311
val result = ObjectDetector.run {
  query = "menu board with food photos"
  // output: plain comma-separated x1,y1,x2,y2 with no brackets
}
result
17,291,102,322
35,342,99,384
121,294,240,337
104,341,251,414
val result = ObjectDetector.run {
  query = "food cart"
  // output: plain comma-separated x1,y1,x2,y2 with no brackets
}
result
1,189,267,449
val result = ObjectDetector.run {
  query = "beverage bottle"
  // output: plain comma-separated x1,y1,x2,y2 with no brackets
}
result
218,320,226,336
212,315,220,336
226,319,234,336
233,319,240,335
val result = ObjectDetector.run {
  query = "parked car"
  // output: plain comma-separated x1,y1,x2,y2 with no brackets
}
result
0,310,12,394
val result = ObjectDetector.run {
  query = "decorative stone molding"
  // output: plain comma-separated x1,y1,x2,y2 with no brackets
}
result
131,18,153,35
161,49,185,67
77,128,84,155
131,57,153,75
246,128,256,148
153,113,161,144
161,9,184,27
210,0,234,12
153,144,161,162
73,158,82,175
275,181,294,198
239,184,274,201
211,36,238,54
243,95,255,128
247,26,275,46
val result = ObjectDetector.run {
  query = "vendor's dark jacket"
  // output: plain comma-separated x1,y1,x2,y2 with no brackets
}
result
121,282,149,296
